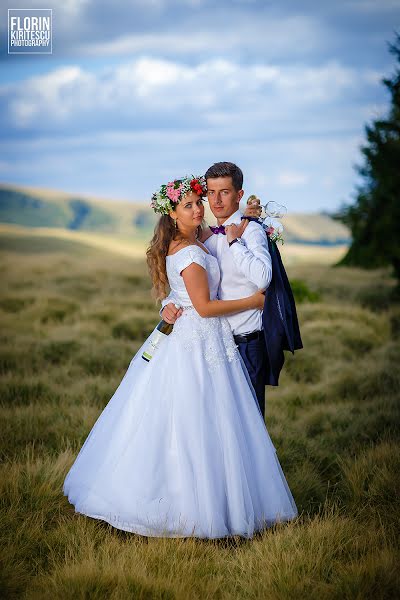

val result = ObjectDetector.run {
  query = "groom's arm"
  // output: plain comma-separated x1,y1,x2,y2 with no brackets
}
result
228,222,272,290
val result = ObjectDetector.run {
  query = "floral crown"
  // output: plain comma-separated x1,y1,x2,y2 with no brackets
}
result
150,175,207,216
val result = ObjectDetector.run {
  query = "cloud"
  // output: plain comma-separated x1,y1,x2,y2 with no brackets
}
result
76,14,322,59
0,56,379,136
345,0,400,12
0,124,367,212
0,2,327,64
0,0,395,212
5,66,95,127
277,171,309,187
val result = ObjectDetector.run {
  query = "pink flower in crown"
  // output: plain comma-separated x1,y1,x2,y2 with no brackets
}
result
166,182,182,203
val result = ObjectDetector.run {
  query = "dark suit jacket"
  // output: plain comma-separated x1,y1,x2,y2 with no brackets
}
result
242,217,303,386
262,236,303,385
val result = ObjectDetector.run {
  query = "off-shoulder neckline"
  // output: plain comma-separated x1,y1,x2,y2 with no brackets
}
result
166,242,210,259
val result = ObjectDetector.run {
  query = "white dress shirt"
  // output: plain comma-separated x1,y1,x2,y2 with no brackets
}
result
161,210,272,335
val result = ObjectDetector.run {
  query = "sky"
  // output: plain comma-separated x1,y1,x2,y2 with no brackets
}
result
0,0,399,213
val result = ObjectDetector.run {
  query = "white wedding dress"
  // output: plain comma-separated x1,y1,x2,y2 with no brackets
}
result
63,244,298,538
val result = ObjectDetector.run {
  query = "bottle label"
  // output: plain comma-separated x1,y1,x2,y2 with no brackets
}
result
141,329,168,362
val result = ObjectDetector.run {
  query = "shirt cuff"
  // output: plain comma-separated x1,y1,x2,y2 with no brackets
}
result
229,239,246,255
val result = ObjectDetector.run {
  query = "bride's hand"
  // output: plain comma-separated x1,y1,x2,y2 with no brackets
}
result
250,289,266,310
225,219,248,243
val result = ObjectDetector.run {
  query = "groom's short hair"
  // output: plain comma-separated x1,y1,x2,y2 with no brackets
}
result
205,162,243,191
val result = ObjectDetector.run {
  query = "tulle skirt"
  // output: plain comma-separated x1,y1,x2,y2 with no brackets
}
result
63,308,298,538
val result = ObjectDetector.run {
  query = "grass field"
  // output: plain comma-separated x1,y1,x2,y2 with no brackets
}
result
0,230,399,599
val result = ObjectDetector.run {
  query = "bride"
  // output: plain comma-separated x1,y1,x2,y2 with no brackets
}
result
63,175,298,538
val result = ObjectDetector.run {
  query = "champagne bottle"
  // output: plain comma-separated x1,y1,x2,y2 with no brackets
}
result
141,319,174,362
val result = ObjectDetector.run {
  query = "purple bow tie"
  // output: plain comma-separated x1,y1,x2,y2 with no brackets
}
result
209,225,226,235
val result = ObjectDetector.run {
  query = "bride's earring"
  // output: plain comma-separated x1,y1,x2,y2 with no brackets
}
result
173,219,177,230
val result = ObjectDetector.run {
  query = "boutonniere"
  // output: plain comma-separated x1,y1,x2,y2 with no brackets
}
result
265,224,284,245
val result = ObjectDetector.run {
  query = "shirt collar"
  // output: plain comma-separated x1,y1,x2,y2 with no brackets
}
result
221,209,242,226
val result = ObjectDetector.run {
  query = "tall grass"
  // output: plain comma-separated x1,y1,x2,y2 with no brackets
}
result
0,238,399,599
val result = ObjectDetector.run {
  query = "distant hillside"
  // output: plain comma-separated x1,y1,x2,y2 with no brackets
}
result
0,183,350,245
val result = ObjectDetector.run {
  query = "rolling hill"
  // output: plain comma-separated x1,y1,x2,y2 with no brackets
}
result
0,182,350,245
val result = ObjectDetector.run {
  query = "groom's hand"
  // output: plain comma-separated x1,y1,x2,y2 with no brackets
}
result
243,204,262,219
162,303,183,324
244,195,262,219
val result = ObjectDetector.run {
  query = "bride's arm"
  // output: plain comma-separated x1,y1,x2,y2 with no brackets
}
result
182,263,264,318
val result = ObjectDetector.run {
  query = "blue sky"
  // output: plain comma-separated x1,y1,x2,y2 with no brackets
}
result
1,0,399,212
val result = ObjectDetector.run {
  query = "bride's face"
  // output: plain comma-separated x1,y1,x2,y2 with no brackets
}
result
171,191,205,229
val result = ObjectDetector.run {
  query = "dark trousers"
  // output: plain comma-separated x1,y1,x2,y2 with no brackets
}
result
236,336,267,418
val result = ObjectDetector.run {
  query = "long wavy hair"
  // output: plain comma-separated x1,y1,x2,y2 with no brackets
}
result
146,214,204,303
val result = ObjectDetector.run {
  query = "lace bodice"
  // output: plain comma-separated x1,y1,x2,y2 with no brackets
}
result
165,244,239,372
166,244,220,307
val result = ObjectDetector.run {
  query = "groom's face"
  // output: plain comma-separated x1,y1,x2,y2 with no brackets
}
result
206,176,244,222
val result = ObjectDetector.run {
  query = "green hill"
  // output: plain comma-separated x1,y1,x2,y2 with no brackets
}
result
0,183,156,240
0,182,350,245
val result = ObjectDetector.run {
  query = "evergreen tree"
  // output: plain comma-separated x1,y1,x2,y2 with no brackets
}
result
334,33,400,286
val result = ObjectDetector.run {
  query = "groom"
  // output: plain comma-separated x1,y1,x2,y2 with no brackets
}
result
161,161,271,418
